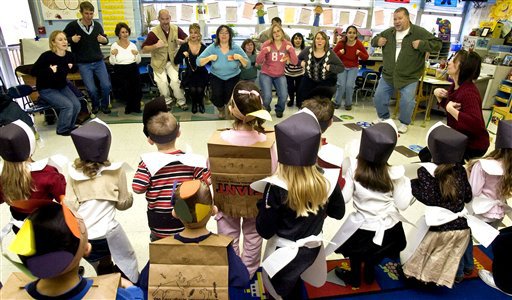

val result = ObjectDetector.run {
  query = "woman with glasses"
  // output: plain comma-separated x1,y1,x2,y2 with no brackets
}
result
197,25,249,119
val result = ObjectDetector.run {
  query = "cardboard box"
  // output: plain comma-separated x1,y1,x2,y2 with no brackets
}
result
207,130,275,218
148,235,231,300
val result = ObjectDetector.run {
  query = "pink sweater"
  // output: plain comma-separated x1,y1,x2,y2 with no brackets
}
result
256,40,298,78
469,160,505,222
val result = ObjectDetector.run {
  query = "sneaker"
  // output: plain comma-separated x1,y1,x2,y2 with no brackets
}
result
455,275,464,283
333,103,341,109
178,103,188,111
287,101,294,107
372,118,386,125
479,270,512,296
345,105,352,111
101,107,111,114
398,123,408,133
91,107,99,115
276,111,283,118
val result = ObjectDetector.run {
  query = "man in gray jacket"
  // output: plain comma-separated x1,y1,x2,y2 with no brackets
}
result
371,7,441,133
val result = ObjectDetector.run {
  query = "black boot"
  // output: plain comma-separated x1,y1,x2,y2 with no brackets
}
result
198,100,205,114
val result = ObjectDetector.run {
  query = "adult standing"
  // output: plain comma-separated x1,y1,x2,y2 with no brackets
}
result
297,31,344,108
256,24,297,118
197,25,249,119
142,9,189,111
333,26,369,110
173,23,208,114
284,32,305,108
256,17,290,50
371,7,441,133
432,50,490,160
109,22,142,114
31,30,81,136
64,1,112,115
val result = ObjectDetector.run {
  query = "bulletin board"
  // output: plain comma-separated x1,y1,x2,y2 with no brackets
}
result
40,0,99,20
100,0,135,37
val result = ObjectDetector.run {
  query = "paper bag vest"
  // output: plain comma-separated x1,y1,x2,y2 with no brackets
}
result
0,272,120,299
148,234,232,300
207,130,275,218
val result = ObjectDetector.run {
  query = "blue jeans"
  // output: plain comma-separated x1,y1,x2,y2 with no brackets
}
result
456,238,474,277
39,86,81,134
334,67,358,107
259,73,288,113
77,60,112,109
373,77,418,125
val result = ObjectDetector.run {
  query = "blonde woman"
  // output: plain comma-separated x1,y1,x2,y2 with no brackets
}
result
297,31,344,107
174,23,208,114
256,24,297,118
31,30,81,136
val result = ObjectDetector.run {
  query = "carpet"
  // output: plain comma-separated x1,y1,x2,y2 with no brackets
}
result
304,245,493,299
230,245,499,299
97,97,221,124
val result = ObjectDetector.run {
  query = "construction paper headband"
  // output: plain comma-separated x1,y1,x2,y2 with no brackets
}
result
173,180,212,227
9,203,88,278
149,123,180,144
231,91,272,123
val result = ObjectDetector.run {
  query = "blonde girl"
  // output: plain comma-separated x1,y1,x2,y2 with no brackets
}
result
252,109,344,299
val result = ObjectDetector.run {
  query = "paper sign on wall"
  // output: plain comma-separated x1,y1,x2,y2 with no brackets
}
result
353,11,366,27
338,11,350,26
243,2,253,19
323,9,333,25
299,8,312,25
268,6,279,22
374,10,384,26
209,2,220,19
284,8,296,24
181,5,193,22
41,0,99,20
226,6,238,23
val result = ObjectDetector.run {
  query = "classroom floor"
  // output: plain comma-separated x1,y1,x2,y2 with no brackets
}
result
0,97,505,289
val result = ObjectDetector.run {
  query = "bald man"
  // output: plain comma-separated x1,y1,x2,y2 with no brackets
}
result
142,10,189,110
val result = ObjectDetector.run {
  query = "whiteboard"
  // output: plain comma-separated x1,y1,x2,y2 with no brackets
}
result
20,38,50,65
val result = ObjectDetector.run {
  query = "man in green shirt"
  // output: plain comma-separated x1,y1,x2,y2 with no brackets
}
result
371,7,441,133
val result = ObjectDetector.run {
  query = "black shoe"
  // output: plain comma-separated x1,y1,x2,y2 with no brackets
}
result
133,109,142,114
345,105,352,111
191,103,198,114
78,266,85,276
124,109,132,114
334,267,360,288
102,107,111,114
287,101,294,107
198,103,205,114
57,130,72,136
334,103,341,109
92,107,99,115
276,111,283,118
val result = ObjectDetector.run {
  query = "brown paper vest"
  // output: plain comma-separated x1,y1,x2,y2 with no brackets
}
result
148,234,232,300
207,130,275,218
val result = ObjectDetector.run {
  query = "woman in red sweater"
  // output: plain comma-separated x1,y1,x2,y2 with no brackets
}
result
333,26,369,110
432,50,489,161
